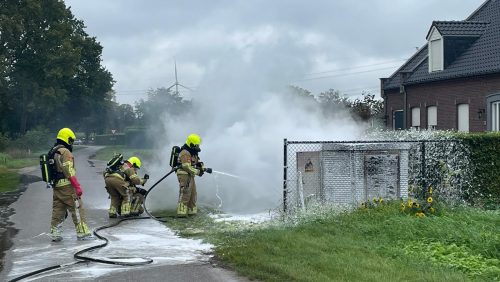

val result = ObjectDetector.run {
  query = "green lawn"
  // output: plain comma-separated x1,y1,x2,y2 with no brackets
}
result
0,167,20,193
0,151,40,192
159,204,500,282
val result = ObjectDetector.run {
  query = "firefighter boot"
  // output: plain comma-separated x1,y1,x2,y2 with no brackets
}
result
188,205,197,216
109,205,118,218
76,222,94,241
121,202,131,217
177,202,188,217
130,196,143,216
50,226,63,242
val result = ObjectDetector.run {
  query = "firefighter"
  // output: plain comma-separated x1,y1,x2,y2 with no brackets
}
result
49,128,93,241
104,156,148,217
176,133,207,217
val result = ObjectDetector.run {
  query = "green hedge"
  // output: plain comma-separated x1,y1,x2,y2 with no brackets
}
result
94,134,127,145
125,128,153,148
456,132,500,208
94,128,153,148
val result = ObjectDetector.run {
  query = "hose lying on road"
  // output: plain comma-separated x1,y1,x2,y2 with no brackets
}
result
8,169,176,282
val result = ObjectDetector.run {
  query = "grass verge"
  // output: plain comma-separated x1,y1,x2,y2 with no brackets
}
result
0,167,20,193
91,146,154,163
0,151,41,192
158,204,499,282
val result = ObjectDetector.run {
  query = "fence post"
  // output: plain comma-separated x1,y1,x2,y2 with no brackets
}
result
283,138,288,212
421,141,426,199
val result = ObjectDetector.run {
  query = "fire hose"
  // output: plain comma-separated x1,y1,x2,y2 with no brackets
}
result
8,168,181,282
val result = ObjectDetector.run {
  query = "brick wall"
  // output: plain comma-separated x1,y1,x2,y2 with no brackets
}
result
383,73,500,131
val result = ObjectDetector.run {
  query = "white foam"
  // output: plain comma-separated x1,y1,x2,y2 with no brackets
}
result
7,219,213,280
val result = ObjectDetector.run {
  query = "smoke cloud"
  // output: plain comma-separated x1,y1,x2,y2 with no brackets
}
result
146,29,366,213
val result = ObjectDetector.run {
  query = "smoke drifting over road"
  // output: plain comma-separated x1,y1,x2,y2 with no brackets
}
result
146,35,366,213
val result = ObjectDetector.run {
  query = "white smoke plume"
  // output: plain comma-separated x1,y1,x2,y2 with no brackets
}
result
146,29,367,213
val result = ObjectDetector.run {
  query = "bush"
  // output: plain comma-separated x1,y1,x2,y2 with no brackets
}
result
455,132,500,208
0,133,10,151
94,133,126,146
125,127,153,149
8,128,52,151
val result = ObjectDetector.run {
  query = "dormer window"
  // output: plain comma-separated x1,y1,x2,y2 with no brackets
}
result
428,27,443,72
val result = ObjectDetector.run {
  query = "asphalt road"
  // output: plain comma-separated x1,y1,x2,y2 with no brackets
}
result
0,146,249,282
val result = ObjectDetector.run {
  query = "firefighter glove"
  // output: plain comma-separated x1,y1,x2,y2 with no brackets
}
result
204,168,213,174
144,174,150,179
69,176,83,197
198,169,204,177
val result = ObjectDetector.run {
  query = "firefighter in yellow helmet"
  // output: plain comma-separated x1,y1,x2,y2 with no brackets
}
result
175,133,212,217
104,156,148,217
49,128,93,241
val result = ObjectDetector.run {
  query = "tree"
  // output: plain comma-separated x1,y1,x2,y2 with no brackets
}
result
135,87,192,127
350,92,384,123
0,0,114,135
318,89,351,118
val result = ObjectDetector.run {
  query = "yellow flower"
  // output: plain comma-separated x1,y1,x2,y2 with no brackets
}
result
428,186,433,194
407,200,413,208
373,197,378,203
415,212,426,218
379,198,384,203
429,207,436,213
427,197,433,203
400,203,405,209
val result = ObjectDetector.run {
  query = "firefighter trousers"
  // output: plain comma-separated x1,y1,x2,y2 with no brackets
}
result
50,185,89,234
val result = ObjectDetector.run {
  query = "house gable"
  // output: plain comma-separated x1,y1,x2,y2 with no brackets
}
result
427,26,443,72
381,0,500,132
382,0,500,90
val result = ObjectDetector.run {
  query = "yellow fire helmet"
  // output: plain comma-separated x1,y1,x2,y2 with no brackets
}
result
57,128,76,145
186,133,202,149
127,156,141,169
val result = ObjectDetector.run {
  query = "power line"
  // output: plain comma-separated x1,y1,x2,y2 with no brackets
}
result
295,66,400,82
304,58,407,76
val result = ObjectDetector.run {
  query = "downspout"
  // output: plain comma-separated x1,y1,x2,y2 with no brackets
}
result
400,72,410,129
380,78,387,128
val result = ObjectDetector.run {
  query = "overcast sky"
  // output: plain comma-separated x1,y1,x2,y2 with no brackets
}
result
65,0,485,105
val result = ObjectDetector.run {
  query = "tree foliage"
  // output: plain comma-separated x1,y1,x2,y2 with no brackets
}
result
0,0,114,135
135,87,192,127
289,86,383,124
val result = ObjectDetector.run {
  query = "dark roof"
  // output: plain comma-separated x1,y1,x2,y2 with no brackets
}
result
383,0,500,91
428,21,489,37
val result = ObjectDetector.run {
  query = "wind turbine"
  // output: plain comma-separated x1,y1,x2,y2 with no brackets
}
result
166,61,193,95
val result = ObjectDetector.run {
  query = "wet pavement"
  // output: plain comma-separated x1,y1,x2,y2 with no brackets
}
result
0,146,250,282
0,171,41,273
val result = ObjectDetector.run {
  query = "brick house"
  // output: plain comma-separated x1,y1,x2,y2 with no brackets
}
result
381,0,500,132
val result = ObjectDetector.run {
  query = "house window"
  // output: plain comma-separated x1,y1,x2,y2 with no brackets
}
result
429,39,443,72
411,107,420,129
457,104,469,132
492,101,500,131
393,110,404,130
427,27,443,73
427,106,437,130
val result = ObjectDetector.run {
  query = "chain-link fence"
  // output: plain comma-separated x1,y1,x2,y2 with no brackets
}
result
283,139,468,213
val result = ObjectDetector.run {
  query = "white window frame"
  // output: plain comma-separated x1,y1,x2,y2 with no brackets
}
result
492,101,500,132
411,107,420,129
428,27,443,72
427,106,437,130
457,104,469,132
